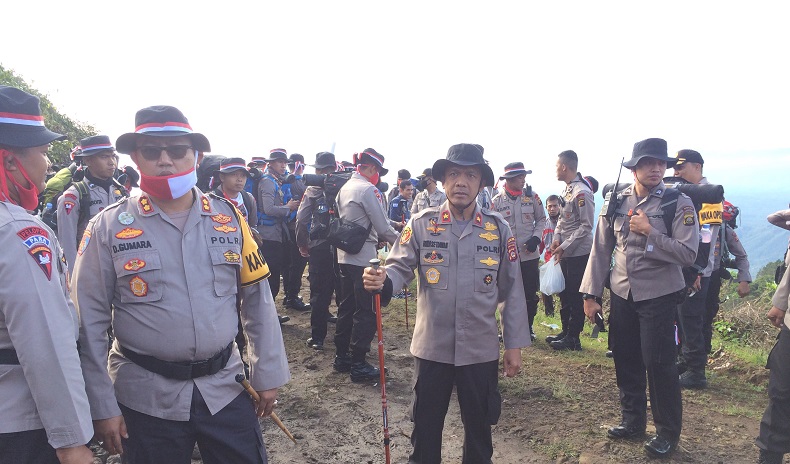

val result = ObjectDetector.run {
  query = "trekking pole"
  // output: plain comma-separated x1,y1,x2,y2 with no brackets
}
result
402,212,409,330
369,258,391,464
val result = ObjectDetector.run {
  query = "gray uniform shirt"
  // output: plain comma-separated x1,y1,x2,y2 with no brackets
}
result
256,173,290,242
580,183,699,301
492,187,547,262
295,185,326,249
335,172,399,266
0,201,93,447
773,262,790,326
411,188,447,215
554,174,595,257
715,224,752,281
385,202,531,365
74,189,290,421
57,180,126,269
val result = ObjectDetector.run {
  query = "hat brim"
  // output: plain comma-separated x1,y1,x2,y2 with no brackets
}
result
116,132,211,155
432,159,495,188
219,166,252,177
622,154,678,169
76,147,115,157
310,162,336,169
499,169,532,180
0,125,67,149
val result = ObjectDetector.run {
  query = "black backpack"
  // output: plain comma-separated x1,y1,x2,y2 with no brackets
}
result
41,178,92,232
308,172,352,242
197,154,223,192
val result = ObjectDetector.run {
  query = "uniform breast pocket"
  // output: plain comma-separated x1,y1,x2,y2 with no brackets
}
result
113,252,164,303
208,246,242,297
474,253,499,293
420,248,449,290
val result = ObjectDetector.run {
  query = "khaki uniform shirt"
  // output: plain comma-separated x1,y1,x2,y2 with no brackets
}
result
411,188,447,215
0,201,93,447
256,173,289,242
580,183,699,302
554,174,595,257
385,202,531,366
772,262,790,326
492,187,547,262
336,172,399,266
295,186,326,249
57,180,126,269
74,189,290,421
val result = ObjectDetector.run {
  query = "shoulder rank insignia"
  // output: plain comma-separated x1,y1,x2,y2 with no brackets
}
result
139,196,154,213
474,212,482,227
17,226,53,280
484,221,497,231
201,196,212,213
423,250,444,264
507,236,518,262
129,276,148,297
479,231,498,242
123,258,146,271
479,256,498,267
427,218,445,236
400,225,413,244
441,210,451,223
116,228,144,239
211,213,233,225
214,224,238,234
425,267,441,284
224,250,241,263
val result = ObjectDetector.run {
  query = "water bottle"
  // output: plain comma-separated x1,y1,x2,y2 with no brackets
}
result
700,224,712,244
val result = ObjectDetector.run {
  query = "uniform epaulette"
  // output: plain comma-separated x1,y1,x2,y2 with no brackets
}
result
411,205,441,221
482,208,508,226
99,195,130,214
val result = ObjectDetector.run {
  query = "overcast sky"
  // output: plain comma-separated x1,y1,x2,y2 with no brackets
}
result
3,1,789,199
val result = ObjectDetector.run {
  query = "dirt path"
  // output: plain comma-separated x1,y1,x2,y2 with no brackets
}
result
260,292,770,464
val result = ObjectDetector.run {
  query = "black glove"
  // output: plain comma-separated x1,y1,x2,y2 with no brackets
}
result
526,236,541,253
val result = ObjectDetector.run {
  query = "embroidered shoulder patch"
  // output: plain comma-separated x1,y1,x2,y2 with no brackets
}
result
17,226,53,280
64,200,76,215
506,236,518,262
78,230,91,256
400,225,412,244
577,194,586,208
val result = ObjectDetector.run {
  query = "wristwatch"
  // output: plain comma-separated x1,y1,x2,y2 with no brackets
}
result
582,293,596,300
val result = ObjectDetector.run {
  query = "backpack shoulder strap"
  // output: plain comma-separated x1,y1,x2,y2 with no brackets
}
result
74,180,92,226
659,188,681,239
241,191,254,216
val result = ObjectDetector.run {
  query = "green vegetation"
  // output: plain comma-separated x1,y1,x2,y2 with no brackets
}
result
0,64,96,164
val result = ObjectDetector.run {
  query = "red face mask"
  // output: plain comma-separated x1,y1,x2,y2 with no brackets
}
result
356,164,380,186
0,149,40,210
138,165,197,200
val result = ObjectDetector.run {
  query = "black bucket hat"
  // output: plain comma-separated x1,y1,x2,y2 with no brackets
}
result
622,138,677,169
116,105,210,155
311,151,336,169
266,148,288,162
499,161,532,180
432,143,495,187
219,157,251,177
353,148,389,176
0,85,66,148
75,135,114,157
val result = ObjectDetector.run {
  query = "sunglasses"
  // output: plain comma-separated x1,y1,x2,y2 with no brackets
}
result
136,145,194,161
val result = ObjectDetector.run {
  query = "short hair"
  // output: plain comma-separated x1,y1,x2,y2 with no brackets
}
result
399,179,412,189
558,150,578,171
546,194,560,204
397,169,411,179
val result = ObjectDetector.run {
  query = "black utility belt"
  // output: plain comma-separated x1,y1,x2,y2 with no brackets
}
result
119,342,233,380
0,349,19,365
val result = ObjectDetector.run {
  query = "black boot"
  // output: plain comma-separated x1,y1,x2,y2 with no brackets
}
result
679,368,707,389
350,360,385,383
285,298,311,311
545,331,566,343
278,315,290,324
607,421,646,439
306,338,324,350
551,335,582,351
758,449,784,464
327,311,338,323
333,353,352,373
644,435,677,458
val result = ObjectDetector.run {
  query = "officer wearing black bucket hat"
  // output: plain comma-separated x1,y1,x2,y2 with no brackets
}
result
581,137,699,458
0,85,94,464
363,143,530,462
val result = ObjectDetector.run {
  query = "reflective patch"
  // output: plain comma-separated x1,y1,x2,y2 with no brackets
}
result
400,226,412,244
64,200,76,215
78,230,91,256
425,267,440,284
224,250,241,263
118,212,135,225
507,236,518,262
423,250,444,264
129,276,148,297
479,256,498,267
483,273,493,286
479,232,499,242
123,259,146,271
214,224,238,234
17,226,53,280
484,221,497,231
212,213,233,224
115,228,144,239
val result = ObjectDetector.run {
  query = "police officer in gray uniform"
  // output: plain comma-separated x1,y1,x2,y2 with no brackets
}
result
411,168,446,214
74,106,289,464
334,148,399,382
581,138,699,459
0,85,94,464
548,150,595,351
492,162,547,339
363,143,530,463
57,135,127,268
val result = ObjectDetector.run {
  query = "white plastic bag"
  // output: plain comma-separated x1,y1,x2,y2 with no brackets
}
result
539,259,565,295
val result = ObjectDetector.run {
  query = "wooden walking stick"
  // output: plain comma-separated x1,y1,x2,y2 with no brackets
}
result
235,374,297,444
401,210,409,330
370,258,391,464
